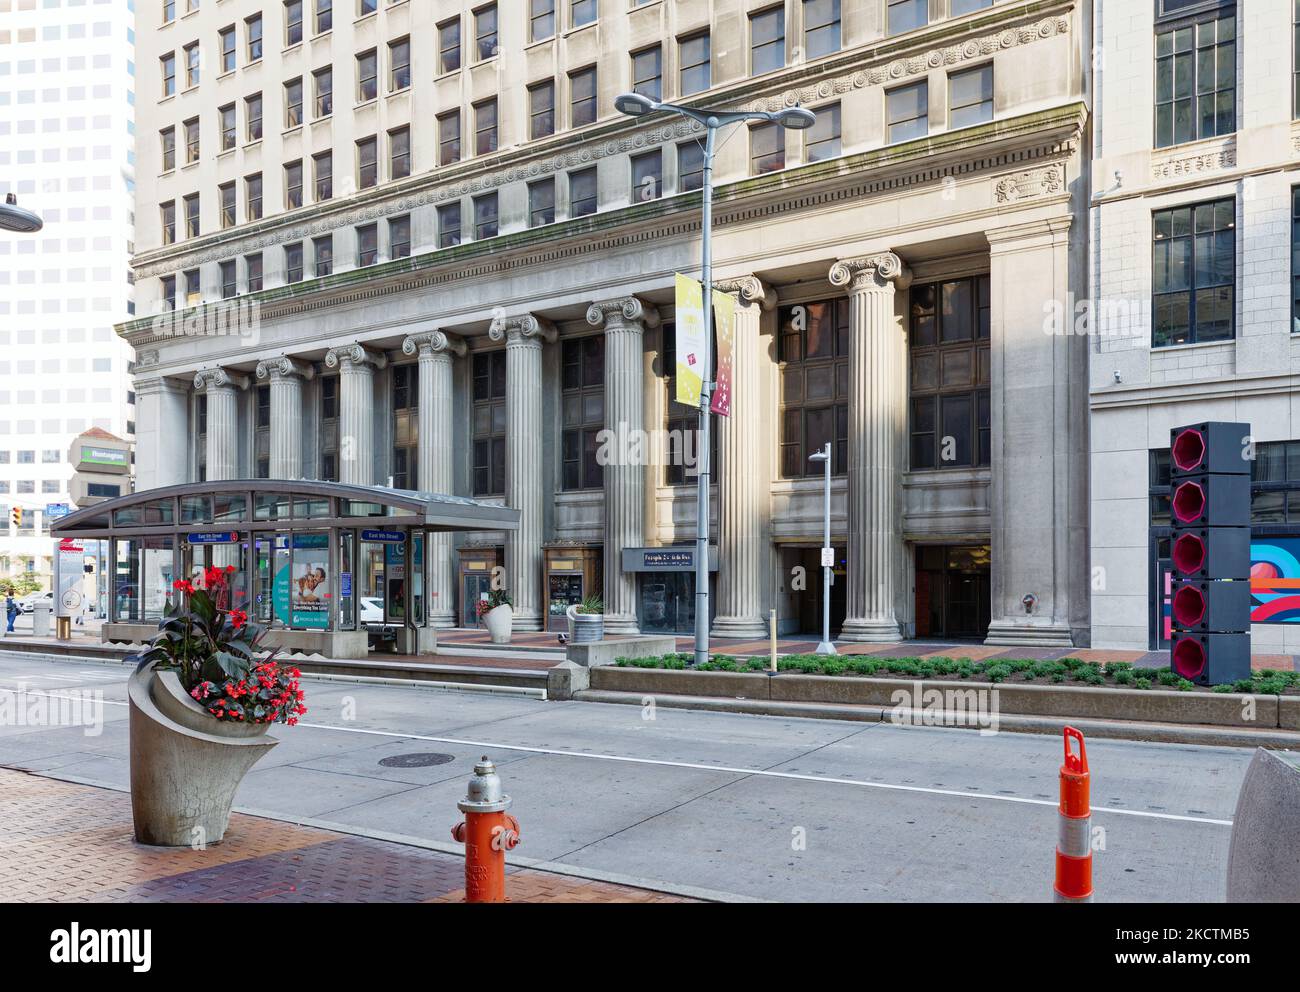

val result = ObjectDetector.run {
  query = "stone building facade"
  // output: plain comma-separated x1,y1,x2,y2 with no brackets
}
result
121,0,1092,645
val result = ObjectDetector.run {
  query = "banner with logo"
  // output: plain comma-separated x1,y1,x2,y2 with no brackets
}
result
709,289,736,417
674,273,706,407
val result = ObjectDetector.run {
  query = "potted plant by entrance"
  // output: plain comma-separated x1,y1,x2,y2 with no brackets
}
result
127,565,306,847
567,595,605,643
478,589,514,644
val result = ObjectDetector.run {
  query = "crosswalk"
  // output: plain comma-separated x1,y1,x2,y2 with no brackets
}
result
0,668,127,689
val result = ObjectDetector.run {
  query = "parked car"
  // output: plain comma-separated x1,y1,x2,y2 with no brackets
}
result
358,596,384,624
17,591,53,614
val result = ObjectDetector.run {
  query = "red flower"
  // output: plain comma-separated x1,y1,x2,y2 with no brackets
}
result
225,565,237,573
228,608,248,632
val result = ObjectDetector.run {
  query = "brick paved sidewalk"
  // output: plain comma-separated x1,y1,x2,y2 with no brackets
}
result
0,769,691,904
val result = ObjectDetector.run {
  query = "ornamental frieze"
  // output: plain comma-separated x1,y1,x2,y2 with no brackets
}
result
994,163,1067,203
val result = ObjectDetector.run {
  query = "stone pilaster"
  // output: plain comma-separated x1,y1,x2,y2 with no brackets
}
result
402,329,466,629
324,344,387,486
135,375,191,489
587,296,660,635
488,315,556,632
828,253,911,643
193,368,248,481
710,276,776,639
254,357,314,480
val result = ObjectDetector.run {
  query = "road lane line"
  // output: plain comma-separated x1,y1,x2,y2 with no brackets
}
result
4,687,1235,827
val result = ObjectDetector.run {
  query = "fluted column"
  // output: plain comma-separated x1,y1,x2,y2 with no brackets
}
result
829,253,911,643
402,329,466,629
711,277,776,639
588,296,659,635
255,357,314,480
193,368,248,481
488,315,555,632
324,344,387,486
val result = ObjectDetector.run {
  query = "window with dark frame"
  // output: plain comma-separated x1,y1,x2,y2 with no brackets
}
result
572,0,597,29
438,18,461,73
285,159,303,208
160,201,176,244
313,66,332,117
472,351,507,496
357,135,378,189
750,121,785,174
475,4,499,61
531,0,555,42
750,6,784,75
357,223,378,267
888,80,928,143
219,182,236,228
184,116,200,162
805,102,841,161
285,242,304,282
313,234,333,277
678,139,704,192
320,375,339,480
183,192,199,238
528,178,555,227
161,52,176,97
220,259,237,299
662,322,716,486
908,275,991,471
438,201,462,247
475,98,498,155
631,149,661,201
162,274,177,310
220,25,236,73
778,299,850,478
1154,5,1236,148
888,0,927,35
473,192,498,239
1152,197,1235,347
285,77,303,128
315,0,332,35
680,32,710,95
569,167,597,217
1150,440,1300,528
632,46,662,102
1293,187,1300,333
247,13,263,61
570,66,597,127
530,80,555,139
313,150,332,200
246,93,263,141
246,252,263,292
949,64,993,128
561,336,605,491
389,126,411,179
246,173,262,220
161,126,176,170
390,36,410,91
389,214,411,259
803,0,841,60
392,363,419,490
285,0,303,46
438,111,461,165
358,49,378,102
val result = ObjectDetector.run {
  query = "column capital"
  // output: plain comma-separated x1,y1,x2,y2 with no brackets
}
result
402,329,468,359
324,343,388,371
255,356,315,382
488,314,557,346
134,374,192,397
193,367,249,392
829,253,912,294
714,276,778,311
586,296,661,331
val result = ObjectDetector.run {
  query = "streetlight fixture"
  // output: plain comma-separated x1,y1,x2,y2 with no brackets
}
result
615,92,815,667
808,444,837,656
0,193,42,233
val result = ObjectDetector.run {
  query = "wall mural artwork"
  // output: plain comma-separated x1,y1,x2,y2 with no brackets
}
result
1249,539,1300,624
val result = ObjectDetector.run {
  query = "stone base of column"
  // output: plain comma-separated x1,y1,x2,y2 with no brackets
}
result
984,619,1076,648
602,614,640,636
428,610,457,630
510,611,544,633
710,616,769,640
838,617,902,644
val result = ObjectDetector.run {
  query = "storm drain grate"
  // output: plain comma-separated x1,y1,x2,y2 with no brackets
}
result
379,752,457,768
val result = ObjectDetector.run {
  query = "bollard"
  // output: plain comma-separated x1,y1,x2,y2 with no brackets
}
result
450,756,521,903
1053,726,1093,903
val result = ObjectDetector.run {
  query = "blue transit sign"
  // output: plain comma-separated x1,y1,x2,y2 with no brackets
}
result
44,503,71,520
361,529,404,543
187,531,241,544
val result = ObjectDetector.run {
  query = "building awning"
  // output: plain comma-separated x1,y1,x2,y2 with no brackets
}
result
49,479,519,538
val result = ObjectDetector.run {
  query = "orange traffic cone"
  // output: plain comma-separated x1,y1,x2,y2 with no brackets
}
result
1053,727,1093,903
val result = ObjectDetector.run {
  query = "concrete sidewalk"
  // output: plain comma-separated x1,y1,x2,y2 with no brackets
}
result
0,768,693,904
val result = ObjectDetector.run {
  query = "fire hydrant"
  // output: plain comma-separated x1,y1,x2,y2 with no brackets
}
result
450,756,520,903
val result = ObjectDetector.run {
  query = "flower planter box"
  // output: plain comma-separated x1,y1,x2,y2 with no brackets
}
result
566,605,604,643
483,604,513,644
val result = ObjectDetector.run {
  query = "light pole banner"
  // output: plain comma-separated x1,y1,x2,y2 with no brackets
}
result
674,272,706,407
709,289,735,417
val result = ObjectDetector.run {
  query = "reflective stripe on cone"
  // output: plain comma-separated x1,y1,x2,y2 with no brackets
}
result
1053,726,1093,903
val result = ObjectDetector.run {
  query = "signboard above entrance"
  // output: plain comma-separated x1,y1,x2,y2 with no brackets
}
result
621,547,719,573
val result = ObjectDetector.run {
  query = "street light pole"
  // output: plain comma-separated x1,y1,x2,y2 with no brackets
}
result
809,443,836,656
614,93,814,667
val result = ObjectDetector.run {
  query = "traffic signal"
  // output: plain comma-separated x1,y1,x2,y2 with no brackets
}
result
1169,422,1252,686
10,507,20,529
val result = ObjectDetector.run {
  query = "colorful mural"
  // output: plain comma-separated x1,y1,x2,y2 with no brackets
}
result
1250,539,1300,624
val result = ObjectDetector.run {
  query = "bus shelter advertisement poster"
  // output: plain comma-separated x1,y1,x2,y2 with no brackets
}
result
273,533,329,629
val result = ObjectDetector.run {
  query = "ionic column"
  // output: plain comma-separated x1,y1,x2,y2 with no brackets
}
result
710,277,776,639
193,368,248,481
587,296,659,635
829,253,911,643
488,315,556,632
402,329,466,629
255,357,314,480
324,344,387,486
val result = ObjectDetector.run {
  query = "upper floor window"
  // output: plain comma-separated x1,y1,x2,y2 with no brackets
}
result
888,0,927,35
1155,7,1236,148
285,159,304,208
219,26,236,73
183,192,200,237
572,0,597,29
246,173,263,220
359,0,376,15
909,276,991,471
219,104,236,149
246,93,263,141
750,122,785,174
631,149,662,201
357,135,377,189
389,37,411,91
529,177,555,227
778,299,849,477
285,77,304,128
1295,1,1300,119
285,241,304,281
246,14,263,61
315,0,332,35
160,127,176,171
439,18,461,73
356,223,378,266
473,192,498,239
678,140,704,192
389,126,411,180
161,53,176,97
887,80,928,143
285,1,303,47
438,110,461,165
803,0,840,60
806,102,841,161
475,98,498,155
561,336,604,491
184,42,200,87
750,7,785,76
632,46,662,102
570,166,598,216
163,0,175,24
437,202,462,248
530,80,555,140
1152,198,1235,347
389,214,411,259
219,182,236,228
949,64,993,129
531,0,556,42
184,116,200,162
313,66,333,117
313,150,333,200
160,200,176,244
951,0,992,15
679,32,710,96
570,66,597,127
472,351,507,496
358,50,377,102
392,364,418,489
475,4,499,61
313,234,333,277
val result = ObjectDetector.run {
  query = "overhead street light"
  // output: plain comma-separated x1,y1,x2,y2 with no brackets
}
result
0,193,43,233
615,92,816,666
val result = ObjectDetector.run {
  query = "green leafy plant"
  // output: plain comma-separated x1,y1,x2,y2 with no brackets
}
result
476,588,513,619
575,595,604,615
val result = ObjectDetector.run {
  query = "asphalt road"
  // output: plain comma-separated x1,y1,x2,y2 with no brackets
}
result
0,651,1259,902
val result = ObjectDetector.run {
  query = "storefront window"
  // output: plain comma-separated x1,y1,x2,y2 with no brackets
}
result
778,298,850,477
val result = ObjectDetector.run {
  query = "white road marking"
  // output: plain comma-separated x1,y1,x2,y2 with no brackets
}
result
4,687,1236,827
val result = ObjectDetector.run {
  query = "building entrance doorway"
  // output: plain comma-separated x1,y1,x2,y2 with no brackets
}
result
914,545,991,640
794,547,846,637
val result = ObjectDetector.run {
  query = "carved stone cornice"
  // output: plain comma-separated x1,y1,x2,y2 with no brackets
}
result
995,162,1066,203
324,343,388,371
585,296,661,331
714,276,778,311
193,368,249,391
829,253,913,294
488,314,557,346
254,356,315,381
401,330,467,359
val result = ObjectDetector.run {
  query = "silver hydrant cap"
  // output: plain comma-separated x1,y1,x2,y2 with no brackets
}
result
458,754,512,814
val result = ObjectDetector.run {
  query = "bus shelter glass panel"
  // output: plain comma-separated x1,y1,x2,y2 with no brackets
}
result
252,533,286,625
338,529,356,630
112,536,176,622
385,540,407,623
183,534,248,612
411,533,425,626
214,493,247,523
359,538,387,625
272,531,330,630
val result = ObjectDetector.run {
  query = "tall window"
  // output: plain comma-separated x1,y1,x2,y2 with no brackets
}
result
313,234,333,277
750,122,784,174
161,53,176,97
392,364,418,490
357,50,377,102
161,127,176,170
572,0,597,28
677,140,706,193
160,201,176,244
679,32,710,95
320,376,339,480
246,13,263,61
219,25,236,73
888,0,927,35
183,192,200,238
246,93,263,141
570,167,597,217
438,110,461,165
162,274,177,310
389,126,411,180
949,65,993,129
561,337,604,491
389,37,410,91
437,202,462,247
1155,7,1236,148
313,67,333,117
220,104,237,150
530,80,555,140
806,102,841,161
285,0,303,46
472,351,507,496
1152,198,1235,347
750,7,785,76
220,259,237,299
285,159,303,208
285,77,303,128
632,46,662,102
246,173,263,220
909,276,991,471
475,98,498,155
185,268,201,306
357,135,377,189
887,80,928,143
803,0,840,60
246,252,263,292
357,222,378,266
631,149,661,201
473,192,498,239
285,241,304,281
164,0,175,24
475,4,499,61
438,18,461,73
778,299,849,477
528,178,555,227
570,66,597,127
315,0,332,34
313,150,332,200
360,0,376,16
184,41,200,87
255,385,271,477
531,0,555,42
389,214,411,259
219,182,236,228
184,117,200,163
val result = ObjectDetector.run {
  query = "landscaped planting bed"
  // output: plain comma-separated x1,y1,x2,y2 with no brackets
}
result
612,653,1300,696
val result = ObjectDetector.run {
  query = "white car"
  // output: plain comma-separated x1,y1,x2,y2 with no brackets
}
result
358,596,385,624
17,591,53,614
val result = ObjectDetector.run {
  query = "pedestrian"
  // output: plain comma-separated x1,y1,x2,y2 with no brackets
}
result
4,592,16,634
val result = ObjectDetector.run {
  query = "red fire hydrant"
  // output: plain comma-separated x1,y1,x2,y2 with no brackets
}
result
450,756,520,903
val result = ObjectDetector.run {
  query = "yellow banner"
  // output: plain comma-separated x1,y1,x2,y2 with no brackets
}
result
674,273,705,407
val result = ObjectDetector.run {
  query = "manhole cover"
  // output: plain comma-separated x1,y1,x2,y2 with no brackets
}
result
379,752,456,768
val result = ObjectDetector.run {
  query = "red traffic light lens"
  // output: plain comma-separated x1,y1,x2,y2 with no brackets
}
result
1171,428,1206,472
1172,638,1207,681
1172,533,1207,575
1172,481,1206,524
1171,585,1207,628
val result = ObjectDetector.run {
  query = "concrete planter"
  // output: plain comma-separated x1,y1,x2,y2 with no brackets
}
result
1227,749,1300,902
127,666,277,847
483,605,513,644
566,605,604,643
